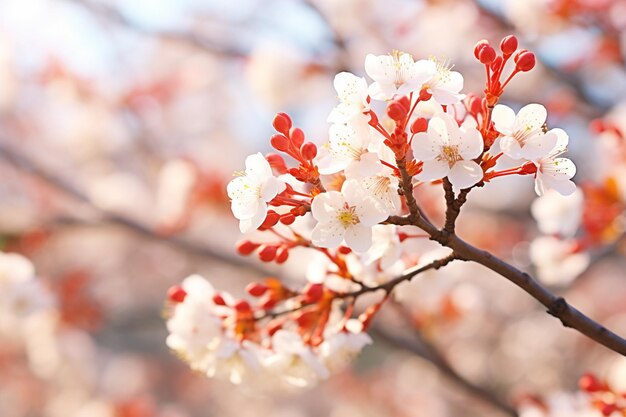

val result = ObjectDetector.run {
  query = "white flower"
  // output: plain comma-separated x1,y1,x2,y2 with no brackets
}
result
206,338,266,385
529,236,589,286
311,180,389,252
361,224,402,269
227,153,286,233
316,123,377,177
492,103,558,160
166,275,223,367
353,148,401,211
412,112,484,189
365,51,433,100
328,72,370,126
320,320,372,372
265,330,329,387
532,132,577,196
420,58,465,105
531,188,583,238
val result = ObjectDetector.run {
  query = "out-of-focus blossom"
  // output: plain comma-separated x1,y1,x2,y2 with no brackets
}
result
531,188,583,237
529,236,589,285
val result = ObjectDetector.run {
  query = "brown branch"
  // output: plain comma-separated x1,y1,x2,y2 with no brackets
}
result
442,178,470,234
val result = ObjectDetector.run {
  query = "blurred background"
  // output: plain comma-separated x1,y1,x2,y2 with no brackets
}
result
0,0,625,416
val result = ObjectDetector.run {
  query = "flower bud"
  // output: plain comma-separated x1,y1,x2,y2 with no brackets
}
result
258,244,277,262
279,213,296,225
410,117,428,134
260,210,280,229
303,283,324,303
514,50,536,72
387,101,407,121
212,293,226,306
167,285,187,303
270,134,290,152
272,112,292,135
266,153,288,174
236,240,259,256
233,299,251,312
262,298,278,311
300,142,317,160
338,246,352,255
490,56,503,71
246,282,268,297
478,45,496,65
289,127,305,147
474,40,489,59
397,95,410,110
275,247,289,264
500,35,518,57
579,373,604,392
468,96,483,115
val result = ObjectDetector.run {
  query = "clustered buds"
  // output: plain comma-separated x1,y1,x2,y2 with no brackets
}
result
578,373,626,416
473,35,535,107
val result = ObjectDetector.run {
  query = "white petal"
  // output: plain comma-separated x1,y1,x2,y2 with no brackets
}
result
364,54,392,81
491,104,516,134
550,128,569,151
411,132,440,161
516,103,547,132
228,178,261,219
244,153,272,179
356,196,389,225
418,159,450,181
447,160,483,189
431,89,464,106
311,220,345,248
260,176,285,201
521,132,558,160
311,191,344,222
344,224,373,253
239,203,267,233
458,126,484,159
499,136,523,159
341,179,364,207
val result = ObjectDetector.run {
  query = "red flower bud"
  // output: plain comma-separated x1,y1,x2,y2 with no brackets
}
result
236,240,259,256
260,210,280,229
474,40,489,59
397,95,410,110
490,56,503,71
300,142,317,160
270,134,290,152
468,96,483,115
262,298,278,311
500,35,518,56
167,285,187,303
272,112,292,135
410,117,428,134
579,373,604,392
279,213,296,225
387,101,407,121
233,299,251,312
275,247,289,264
514,50,536,72
600,404,618,417
266,153,288,174
338,246,352,255
290,127,305,147
304,283,324,303
478,45,496,65
212,293,226,306
246,282,268,297
258,245,277,262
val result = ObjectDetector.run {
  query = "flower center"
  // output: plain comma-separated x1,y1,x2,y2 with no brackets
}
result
390,50,413,88
439,145,461,167
337,204,360,228
424,56,453,89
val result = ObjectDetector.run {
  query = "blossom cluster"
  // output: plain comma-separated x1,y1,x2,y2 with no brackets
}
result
165,36,580,387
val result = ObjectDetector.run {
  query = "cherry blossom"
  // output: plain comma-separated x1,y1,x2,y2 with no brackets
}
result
365,51,433,100
328,72,370,127
227,153,286,233
320,320,372,372
264,330,329,387
420,58,465,105
529,236,589,285
311,179,389,252
412,112,484,189
316,123,377,177
361,224,403,269
531,131,577,196
531,188,583,237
